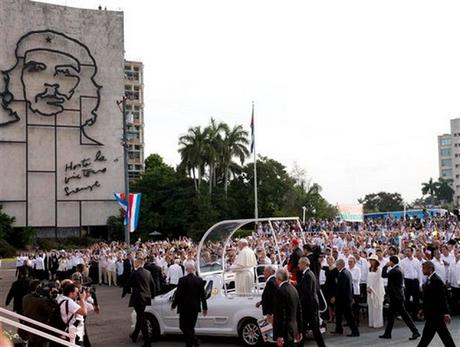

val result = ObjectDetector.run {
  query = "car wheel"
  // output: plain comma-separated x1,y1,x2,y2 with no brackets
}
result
145,313,160,342
239,319,262,346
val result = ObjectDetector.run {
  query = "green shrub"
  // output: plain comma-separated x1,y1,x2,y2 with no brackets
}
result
36,238,60,251
6,227,36,249
0,205,15,240
0,239,17,258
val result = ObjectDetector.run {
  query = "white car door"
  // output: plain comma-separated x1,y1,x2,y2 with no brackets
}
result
160,289,182,333
196,279,232,334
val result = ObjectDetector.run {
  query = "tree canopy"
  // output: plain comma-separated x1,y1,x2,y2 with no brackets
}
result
358,192,405,213
125,119,337,240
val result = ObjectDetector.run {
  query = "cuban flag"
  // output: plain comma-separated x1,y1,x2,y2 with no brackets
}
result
250,104,255,153
114,192,142,232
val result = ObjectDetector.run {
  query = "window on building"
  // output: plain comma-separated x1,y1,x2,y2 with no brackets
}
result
442,169,453,178
129,152,141,160
441,138,452,146
441,159,452,167
135,165,142,171
441,148,451,156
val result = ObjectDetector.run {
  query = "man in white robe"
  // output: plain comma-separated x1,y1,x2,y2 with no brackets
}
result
231,239,257,294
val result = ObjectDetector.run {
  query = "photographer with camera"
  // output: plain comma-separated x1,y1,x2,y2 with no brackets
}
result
56,282,91,347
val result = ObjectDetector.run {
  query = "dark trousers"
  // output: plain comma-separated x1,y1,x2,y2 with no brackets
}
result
384,299,418,336
417,317,456,347
299,310,326,347
335,301,359,335
404,278,420,319
179,311,199,347
450,287,460,316
132,305,150,347
352,295,361,325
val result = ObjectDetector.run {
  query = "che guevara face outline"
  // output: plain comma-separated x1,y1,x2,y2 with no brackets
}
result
21,49,82,117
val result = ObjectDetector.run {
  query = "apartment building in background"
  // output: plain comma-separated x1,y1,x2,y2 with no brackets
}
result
124,60,145,182
438,118,460,205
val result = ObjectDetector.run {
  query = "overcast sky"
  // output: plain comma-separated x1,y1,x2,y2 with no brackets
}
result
41,0,460,205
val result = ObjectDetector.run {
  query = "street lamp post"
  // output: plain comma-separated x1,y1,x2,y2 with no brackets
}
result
117,96,130,246
302,206,306,224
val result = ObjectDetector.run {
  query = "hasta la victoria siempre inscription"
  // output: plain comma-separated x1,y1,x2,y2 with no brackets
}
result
64,150,108,196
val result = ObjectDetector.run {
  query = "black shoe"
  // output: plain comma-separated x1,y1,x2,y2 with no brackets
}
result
347,333,360,337
129,333,137,343
379,335,391,339
409,332,420,341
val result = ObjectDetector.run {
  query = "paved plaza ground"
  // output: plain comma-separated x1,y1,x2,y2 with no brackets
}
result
0,261,458,347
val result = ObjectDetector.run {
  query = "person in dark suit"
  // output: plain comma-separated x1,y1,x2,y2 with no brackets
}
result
296,257,326,347
5,267,30,315
171,261,208,347
304,244,321,282
273,268,302,347
380,255,420,341
144,257,163,296
123,254,134,288
288,239,304,283
122,257,156,347
256,265,277,319
417,261,456,347
331,259,359,337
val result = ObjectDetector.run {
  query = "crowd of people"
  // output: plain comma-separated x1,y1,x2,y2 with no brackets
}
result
3,213,460,346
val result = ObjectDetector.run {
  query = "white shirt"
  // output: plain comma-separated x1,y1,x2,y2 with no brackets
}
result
167,264,184,285
433,258,446,283
399,257,422,282
357,258,369,283
116,260,124,275
448,260,460,288
349,266,361,295
16,257,24,267
106,258,116,272
35,256,45,270
441,253,456,267
58,295,81,327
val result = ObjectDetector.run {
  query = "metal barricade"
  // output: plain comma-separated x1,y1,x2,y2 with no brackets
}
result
0,307,77,347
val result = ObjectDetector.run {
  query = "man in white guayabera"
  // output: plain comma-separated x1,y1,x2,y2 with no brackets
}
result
231,239,257,295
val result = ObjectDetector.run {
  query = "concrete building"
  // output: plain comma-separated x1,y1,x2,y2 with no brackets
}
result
438,118,460,205
124,61,145,182
438,134,453,179
0,0,124,236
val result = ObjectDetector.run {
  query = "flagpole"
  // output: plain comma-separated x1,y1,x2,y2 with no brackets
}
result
122,97,130,246
252,101,258,221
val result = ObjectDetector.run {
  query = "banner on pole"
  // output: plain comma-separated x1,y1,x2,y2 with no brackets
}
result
338,204,364,222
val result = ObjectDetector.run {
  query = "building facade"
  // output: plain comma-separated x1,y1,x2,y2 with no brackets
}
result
124,61,145,182
0,0,125,236
438,118,460,205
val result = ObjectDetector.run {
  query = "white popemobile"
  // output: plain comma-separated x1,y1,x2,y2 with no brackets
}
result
133,217,326,346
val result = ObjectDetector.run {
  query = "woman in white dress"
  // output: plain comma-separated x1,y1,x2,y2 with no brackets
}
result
367,254,385,328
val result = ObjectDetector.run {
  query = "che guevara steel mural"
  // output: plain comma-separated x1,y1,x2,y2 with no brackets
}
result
0,30,113,228
0,29,102,145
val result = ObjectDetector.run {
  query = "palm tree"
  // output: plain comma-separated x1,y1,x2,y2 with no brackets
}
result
436,178,454,203
178,126,207,193
221,125,249,197
204,118,227,195
421,178,440,205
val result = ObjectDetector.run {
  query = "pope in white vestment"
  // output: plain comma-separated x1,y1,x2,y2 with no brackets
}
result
231,239,257,294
